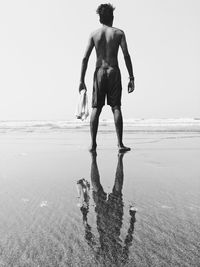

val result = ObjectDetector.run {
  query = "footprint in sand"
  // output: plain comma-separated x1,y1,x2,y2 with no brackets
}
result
40,201,48,207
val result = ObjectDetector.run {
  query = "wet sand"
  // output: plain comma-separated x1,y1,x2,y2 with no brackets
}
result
0,130,200,266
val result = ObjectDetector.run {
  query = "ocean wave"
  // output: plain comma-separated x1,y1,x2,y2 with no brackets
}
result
0,118,200,133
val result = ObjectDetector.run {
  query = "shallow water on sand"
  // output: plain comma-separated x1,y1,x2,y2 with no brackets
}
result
0,131,200,266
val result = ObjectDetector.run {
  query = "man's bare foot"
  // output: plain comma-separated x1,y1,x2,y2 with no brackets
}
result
118,151,126,158
118,145,131,153
90,150,97,157
89,144,97,152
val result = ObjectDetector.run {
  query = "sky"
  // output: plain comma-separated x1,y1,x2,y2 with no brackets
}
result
0,0,199,120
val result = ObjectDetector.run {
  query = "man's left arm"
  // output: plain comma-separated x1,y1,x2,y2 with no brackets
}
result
120,31,135,93
79,35,94,92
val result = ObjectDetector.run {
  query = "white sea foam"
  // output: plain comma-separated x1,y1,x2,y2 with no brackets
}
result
0,118,200,133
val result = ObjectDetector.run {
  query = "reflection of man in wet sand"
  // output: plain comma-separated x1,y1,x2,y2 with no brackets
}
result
79,4,135,152
78,152,136,265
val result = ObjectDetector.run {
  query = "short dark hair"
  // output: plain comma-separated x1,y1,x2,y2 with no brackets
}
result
96,3,115,25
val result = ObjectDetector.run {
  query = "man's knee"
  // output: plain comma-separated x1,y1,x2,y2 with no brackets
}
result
92,106,102,115
111,105,121,112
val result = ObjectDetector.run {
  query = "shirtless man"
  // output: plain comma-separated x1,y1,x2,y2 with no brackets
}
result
79,4,135,152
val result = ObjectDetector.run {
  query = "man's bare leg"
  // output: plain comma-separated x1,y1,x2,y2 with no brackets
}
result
112,106,131,152
89,107,102,151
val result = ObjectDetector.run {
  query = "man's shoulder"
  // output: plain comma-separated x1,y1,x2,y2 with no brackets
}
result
90,27,124,36
90,27,102,37
112,27,124,35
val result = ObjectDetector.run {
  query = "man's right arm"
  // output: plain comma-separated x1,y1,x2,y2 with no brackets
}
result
79,34,94,92
120,31,135,93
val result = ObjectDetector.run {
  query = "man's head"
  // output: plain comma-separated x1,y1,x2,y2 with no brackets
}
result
96,3,115,26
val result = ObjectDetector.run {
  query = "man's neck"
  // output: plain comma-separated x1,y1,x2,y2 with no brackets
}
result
103,23,113,27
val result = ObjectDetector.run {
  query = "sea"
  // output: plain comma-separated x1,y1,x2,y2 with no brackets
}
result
0,118,200,133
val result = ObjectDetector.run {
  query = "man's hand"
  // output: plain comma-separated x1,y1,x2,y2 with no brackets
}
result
79,82,87,93
128,78,135,93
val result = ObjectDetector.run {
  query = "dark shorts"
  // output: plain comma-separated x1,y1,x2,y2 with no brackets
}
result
92,66,122,108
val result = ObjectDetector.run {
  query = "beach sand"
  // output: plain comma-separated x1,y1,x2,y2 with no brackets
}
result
0,129,200,266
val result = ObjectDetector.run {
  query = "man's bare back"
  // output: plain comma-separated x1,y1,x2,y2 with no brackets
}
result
92,26,123,69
